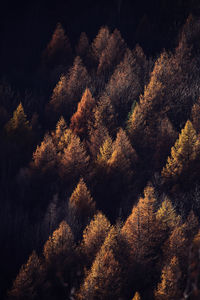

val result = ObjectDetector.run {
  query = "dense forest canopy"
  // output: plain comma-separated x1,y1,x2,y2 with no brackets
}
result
1,1,200,299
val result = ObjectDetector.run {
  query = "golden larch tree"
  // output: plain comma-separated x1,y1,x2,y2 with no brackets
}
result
162,120,200,182
70,88,96,139
69,178,96,221
8,251,42,300
81,211,111,267
155,256,182,300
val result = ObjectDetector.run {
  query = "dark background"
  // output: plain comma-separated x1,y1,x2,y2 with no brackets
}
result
0,0,200,90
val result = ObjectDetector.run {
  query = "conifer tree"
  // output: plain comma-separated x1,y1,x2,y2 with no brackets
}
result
5,102,31,139
32,134,57,172
59,132,89,183
156,197,181,231
78,226,129,299
191,98,200,133
132,291,141,300
162,120,200,184
47,56,91,123
43,221,77,298
69,178,95,222
155,256,182,300
76,32,89,58
96,135,113,167
81,212,111,267
70,88,96,139
43,23,72,68
122,185,164,266
8,251,43,300
97,29,126,75
94,95,115,135
90,26,110,62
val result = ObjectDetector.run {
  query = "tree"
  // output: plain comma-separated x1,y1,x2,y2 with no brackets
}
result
104,47,148,128
69,178,95,223
97,29,126,75
32,134,57,172
154,256,182,300
78,226,129,299
76,32,89,58
90,26,110,63
81,211,111,267
191,98,200,133
122,185,165,279
5,102,31,139
70,88,96,139
59,132,89,184
94,95,115,136
96,135,113,168
47,56,91,124
43,221,77,299
132,291,141,300
8,251,43,300
162,120,200,186
43,23,72,68
156,197,181,231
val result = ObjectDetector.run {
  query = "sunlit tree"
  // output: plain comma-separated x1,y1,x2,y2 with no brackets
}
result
70,88,96,139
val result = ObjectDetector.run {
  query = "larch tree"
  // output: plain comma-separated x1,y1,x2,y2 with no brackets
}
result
156,197,181,232
191,98,200,133
47,56,91,124
81,211,111,267
32,134,57,172
97,29,126,75
162,120,200,185
132,291,141,300
70,88,96,140
68,178,96,224
154,256,182,300
104,47,148,128
59,132,89,184
5,102,32,140
8,251,43,300
43,221,77,298
87,123,110,158
122,185,165,269
96,135,113,168
75,32,89,58
94,95,115,136
43,23,72,68
90,26,110,63
78,226,129,300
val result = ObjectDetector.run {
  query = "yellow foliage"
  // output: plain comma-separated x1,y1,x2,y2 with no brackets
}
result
162,120,200,180
132,291,141,300
43,221,74,262
82,212,111,265
97,135,113,165
155,256,181,300
69,178,95,218
156,198,181,230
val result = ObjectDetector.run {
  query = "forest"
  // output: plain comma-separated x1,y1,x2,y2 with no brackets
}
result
1,1,200,299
